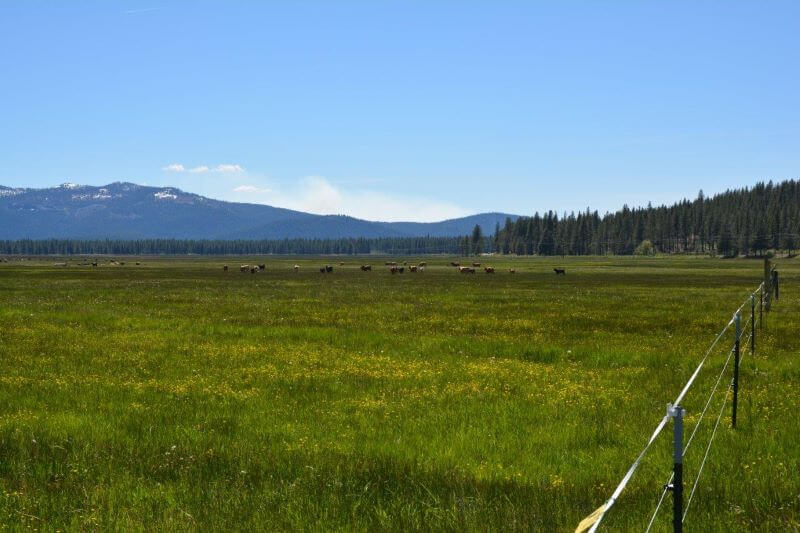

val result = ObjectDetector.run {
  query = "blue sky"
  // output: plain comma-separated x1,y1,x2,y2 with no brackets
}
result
1,1,798,221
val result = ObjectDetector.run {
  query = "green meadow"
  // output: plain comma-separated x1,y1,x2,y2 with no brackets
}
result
0,256,797,531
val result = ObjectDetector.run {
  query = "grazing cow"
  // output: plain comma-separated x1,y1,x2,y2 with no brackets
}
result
320,267,326,273
385,261,397,266
240,265,249,272
258,264,266,270
484,266,495,274
390,266,397,274
554,268,566,275
459,266,476,274
473,262,481,267
409,265,418,272
509,269,515,274
136,262,141,266
91,262,98,267
419,266,425,272
326,265,333,273
120,262,125,265
451,262,460,267
54,262,67,267
360,265,372,271
418,262,427,267
223,265,229,271
250,267,257,274
339,262,345,266
293,264,300,272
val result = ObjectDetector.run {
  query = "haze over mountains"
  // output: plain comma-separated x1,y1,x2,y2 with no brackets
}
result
0,182,518,240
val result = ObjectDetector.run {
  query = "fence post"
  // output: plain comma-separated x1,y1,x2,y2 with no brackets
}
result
772,270,779,300
760,284,764,330
667,403,685,533
764,258,772,312
751,294,755,355
732,311,741,428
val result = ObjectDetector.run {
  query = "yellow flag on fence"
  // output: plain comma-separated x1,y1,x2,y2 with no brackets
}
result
575,503,608,533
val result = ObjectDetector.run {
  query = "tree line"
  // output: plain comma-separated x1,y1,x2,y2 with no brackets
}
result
1,180,797,257
491,179,799,256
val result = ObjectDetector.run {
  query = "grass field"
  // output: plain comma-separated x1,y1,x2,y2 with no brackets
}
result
0,255,797,531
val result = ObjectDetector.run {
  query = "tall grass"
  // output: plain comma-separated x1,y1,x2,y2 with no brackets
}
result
0,255,797,530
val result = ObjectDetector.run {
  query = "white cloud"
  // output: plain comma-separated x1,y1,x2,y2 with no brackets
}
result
214,164,245,173
233,185,271,193
162,163,244,174
243,176,469,222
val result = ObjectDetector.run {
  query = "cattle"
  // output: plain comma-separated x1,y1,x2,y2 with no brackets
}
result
554,268,566,275
451,262,460,267
360,265,372,271
484,266,495,274
409,265,418,272
91,262,98,267
320,267,326,273
54,262,67,267
223,265,229,271
327,265,333,273
398,266,404,273
459,266,476,274
120,262,125,266
136,262,141,266
240,265,249,272
403,262,407,265
390,266,397,274
509,268,516,274
258,264,266,270
293,264,300,272
339,262,345,266
385,261,397,266
250,267,257,274
419,266,425,272
473,262,481,267
418,262,427,267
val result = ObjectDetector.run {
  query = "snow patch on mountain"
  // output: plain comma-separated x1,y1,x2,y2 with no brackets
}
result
154,190,178,200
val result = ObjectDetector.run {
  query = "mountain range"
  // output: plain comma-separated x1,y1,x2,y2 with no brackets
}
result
0,182,518,240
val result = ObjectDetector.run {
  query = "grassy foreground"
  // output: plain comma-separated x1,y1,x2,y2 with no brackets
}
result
0,255,797,531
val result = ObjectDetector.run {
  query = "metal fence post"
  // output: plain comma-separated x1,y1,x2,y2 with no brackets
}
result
750,294,756,354
667,403,685,533
773,270,779,300
732,311,741,428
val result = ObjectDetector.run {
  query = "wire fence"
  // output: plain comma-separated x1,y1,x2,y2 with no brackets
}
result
576,266,780,533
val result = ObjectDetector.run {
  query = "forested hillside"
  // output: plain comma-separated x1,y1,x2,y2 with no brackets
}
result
2,180,797,256
493,180,799,256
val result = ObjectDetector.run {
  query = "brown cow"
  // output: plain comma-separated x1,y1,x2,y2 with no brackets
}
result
360,265,372,271
320,267,326,273
223,265,229,271
484,266,495,274
135,262,141,266
459,266,476,274
472,262,481,267
409,265,418,272
509,268,515,274
326,265,333,272
240,265,248,272
250,267,257,274
554,268,566,275
418,262,427,267
451,262,460,267
258,264,266,270
293,264,300,272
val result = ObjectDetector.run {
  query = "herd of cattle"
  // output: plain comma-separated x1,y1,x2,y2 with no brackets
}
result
222,262,566,275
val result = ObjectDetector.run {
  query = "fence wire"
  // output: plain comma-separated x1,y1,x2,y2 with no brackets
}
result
578,280,770,532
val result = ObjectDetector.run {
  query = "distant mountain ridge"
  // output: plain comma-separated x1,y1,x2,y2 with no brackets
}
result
0,182,518,240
